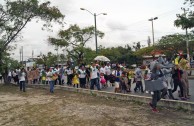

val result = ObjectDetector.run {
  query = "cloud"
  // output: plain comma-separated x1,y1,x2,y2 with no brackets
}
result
106,20,129,31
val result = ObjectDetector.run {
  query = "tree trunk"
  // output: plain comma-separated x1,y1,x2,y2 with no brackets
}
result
2,67,9,84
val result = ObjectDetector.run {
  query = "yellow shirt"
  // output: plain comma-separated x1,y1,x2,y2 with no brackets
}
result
72,75,79,84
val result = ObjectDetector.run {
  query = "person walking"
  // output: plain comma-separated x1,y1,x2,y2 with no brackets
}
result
72,69,79,88
46,68,55,93
19,68,27,92
90,62,100,90
105,62,112,87
66,66,73,86
172,65,184,99
149,63,164,112
134,67,144,93
112,66,122,93
78,65,86,88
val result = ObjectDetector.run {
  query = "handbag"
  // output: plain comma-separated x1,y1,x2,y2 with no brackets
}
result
52,74,58,80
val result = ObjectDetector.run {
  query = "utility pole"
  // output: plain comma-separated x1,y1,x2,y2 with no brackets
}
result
94,13,98,54
32,50,34,58
181,7,190,64
19,48,22,63
21,46,23,63
80,8,107,54
147,36,151,47
148,17,158,45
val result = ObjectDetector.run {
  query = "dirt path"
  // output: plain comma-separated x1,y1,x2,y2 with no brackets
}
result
0,85,194,126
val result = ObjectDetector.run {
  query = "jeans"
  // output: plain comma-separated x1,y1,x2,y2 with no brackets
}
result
90,78,100,90
8,76,12,83
49,81,54,93
20,81,26,92
152,90,161,109
172,79,183,97
67,74,72,85
79,78,86,88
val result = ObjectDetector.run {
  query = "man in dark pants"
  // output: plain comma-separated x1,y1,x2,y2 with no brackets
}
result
150,90,161,110
66,66,73,86
172,65,183,98
57,65,62,85
134,67,144,93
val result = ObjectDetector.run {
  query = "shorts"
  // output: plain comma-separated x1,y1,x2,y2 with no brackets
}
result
115,82,120,88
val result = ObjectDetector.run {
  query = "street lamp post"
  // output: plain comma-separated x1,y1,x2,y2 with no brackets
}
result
148,17,158,45
80,8,107,54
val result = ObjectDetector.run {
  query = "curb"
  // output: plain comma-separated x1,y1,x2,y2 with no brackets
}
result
28,84,194,111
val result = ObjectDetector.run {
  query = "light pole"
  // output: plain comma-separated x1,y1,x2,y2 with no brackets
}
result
148,17,158,45
80,8,107,54
181,7,190,64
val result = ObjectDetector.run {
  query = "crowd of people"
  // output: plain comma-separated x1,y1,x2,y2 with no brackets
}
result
0,54,191,112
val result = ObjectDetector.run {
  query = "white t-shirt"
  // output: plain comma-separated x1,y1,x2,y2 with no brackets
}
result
78,69,86,78
90,66,98,79
100,67,105,74
46,71,54,81
54,68,59,74
19,72,26,81
16,69,20,75
66,68,72,75
105,66,111,75
8,71,12,76
12,71,16,77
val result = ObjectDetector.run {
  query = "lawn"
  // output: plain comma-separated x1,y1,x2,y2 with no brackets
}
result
0,84,194,126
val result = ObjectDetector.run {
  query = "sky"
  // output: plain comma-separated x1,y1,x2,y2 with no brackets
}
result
3,0,190,60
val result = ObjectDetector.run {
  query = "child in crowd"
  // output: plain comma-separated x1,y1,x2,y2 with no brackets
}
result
41,69,46,84
72,69,79,88
100,73,106,88
127,70,134,92
109,74,115,87
134,67,144,93
121,71,129,93
113,67,121,93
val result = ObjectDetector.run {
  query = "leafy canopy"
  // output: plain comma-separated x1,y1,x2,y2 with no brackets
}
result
48,24,104,65
0,0,64,50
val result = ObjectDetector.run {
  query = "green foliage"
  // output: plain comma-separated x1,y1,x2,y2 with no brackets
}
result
156,34,194,56
48,24,104,65
0,51,21,73
36,52,58,67
0,0,64,50
134,46,155,57
175,0,194,30
99,45,136,66
0,0,64,78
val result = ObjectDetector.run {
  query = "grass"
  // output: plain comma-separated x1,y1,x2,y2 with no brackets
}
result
0,84,194,126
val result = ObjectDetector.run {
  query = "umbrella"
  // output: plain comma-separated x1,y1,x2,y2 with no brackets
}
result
94,56,110,62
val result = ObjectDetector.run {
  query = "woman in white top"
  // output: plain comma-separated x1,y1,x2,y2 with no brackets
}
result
78,66,86,88
46,68,55,93
19,68,26,92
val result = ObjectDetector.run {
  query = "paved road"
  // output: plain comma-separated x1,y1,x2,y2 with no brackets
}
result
100,79,194,102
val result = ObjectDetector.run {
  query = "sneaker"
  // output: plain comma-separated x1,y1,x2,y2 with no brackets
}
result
152,108,159,113
149,103,154,109
181,97,187,100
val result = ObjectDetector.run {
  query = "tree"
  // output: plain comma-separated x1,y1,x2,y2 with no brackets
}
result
134,46,155,57
0,0,64,83
48,24,104,65
99,45,136,66
156,34,194,56
133,42,141,51
175,0,194,30
36,52,58,67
